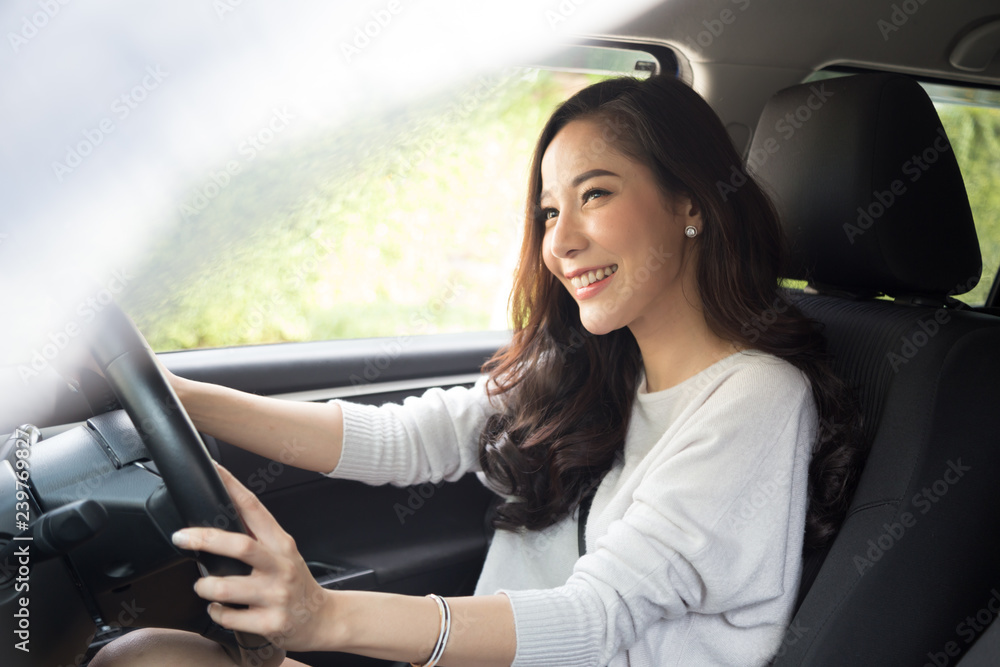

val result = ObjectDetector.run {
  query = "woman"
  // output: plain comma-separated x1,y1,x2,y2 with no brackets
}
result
92,74,864,667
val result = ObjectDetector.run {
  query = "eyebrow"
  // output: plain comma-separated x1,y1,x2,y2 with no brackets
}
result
539,169,620,203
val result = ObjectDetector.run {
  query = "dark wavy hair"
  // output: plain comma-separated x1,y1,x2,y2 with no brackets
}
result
476,74,866,551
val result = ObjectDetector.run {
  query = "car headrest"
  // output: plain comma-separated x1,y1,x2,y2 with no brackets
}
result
748,73,981,299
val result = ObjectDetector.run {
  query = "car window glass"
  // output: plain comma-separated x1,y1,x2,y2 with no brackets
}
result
927,84,1000,307
120,45,661,351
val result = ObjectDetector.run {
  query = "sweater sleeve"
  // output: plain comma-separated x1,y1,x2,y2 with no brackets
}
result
498,360,817,666
324,374,502,486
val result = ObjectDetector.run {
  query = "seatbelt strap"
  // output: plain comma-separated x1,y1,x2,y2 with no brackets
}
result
577,485,598,557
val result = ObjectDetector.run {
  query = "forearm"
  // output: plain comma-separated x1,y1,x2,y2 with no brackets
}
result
172,375,344,474
325,590,516,666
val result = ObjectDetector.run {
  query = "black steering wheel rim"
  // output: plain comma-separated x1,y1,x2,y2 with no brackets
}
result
87,303,251,578
85,303,273,659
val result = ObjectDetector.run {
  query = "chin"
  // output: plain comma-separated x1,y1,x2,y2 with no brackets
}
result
578,314,620,337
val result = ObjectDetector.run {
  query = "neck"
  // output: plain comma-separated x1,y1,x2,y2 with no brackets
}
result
629,293,740,394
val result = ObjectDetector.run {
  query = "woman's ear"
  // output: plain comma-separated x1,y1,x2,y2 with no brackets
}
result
674,195,701,220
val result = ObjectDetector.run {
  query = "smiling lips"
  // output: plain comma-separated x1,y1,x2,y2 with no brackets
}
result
568,264,618,289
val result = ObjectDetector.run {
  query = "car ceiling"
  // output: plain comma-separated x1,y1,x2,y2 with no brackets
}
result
597,0,1000,138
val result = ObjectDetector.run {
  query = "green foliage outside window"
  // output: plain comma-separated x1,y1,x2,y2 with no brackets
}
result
123,70,604,351
937,104,1000,306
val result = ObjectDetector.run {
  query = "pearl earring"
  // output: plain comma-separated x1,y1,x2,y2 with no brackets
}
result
684,225,698,238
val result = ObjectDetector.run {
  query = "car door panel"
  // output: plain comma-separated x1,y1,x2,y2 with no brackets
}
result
160,332,508,667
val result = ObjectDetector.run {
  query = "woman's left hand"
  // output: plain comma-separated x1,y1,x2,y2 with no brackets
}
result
171,463,335,653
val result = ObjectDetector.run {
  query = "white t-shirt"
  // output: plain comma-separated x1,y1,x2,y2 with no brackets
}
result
328,349,817,666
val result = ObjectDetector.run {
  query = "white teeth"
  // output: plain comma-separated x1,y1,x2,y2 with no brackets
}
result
570,264,618,289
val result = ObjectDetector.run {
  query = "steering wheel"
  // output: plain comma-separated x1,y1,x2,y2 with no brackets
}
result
87,303,272,659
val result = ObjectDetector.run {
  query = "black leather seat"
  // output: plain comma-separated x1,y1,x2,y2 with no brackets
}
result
749,73,1000,665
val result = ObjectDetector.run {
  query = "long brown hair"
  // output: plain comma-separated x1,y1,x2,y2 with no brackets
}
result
477,75,865,550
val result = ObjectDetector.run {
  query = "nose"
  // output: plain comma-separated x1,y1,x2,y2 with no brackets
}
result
547,209,588,259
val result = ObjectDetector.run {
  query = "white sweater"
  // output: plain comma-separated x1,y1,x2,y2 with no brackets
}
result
327,349,817,666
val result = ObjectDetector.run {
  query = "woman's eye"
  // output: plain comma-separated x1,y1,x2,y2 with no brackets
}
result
542,208,558,222
583,188,609,203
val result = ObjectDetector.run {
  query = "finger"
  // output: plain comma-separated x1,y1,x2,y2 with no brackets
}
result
214,463,291,547
207,601,293,639
194,575,272,608
172,527,276,571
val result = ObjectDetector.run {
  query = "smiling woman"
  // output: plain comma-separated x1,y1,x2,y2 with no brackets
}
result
539,123,703,346
90,74,865,667
479,74,866,555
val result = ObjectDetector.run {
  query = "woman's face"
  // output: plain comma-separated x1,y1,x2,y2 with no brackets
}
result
539,118,701,338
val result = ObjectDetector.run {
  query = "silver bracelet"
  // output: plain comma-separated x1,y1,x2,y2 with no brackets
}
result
411,593,451,667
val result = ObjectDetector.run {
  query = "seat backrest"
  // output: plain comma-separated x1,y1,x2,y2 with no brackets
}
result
749,73,1000,666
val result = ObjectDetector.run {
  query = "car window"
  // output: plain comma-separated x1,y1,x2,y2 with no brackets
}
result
927,84,1000,307
120,45,664,352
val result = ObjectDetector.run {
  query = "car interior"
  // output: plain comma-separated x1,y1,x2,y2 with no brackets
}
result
2,1,1000,666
